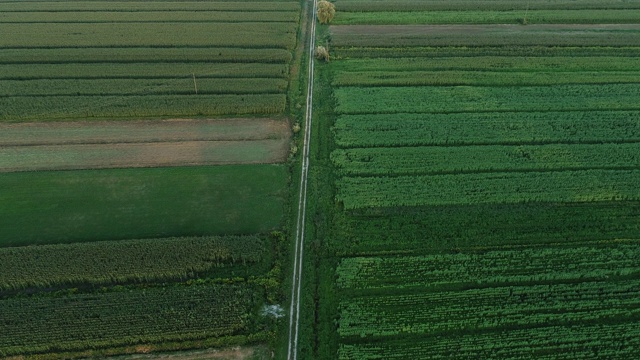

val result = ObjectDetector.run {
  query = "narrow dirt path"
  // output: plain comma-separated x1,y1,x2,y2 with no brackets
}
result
286,0,318,358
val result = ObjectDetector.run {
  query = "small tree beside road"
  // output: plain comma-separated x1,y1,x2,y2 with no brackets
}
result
317,0,336,24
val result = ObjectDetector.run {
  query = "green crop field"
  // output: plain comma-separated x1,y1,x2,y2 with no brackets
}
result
309,0,640,358
0,0,302,357
0,164,288,246
0,0,300,121
0,235,270,291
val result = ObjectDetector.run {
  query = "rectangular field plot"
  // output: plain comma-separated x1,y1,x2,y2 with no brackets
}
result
330,202,640,255
332,143,640,176
337,169,640,209
334,84,640,114
331,24,640,47
0,118,291,172
0,235,269,291
333,10,640,25
333,111,640,147
0,164,288,246
0,283,265,358
336,242,640,359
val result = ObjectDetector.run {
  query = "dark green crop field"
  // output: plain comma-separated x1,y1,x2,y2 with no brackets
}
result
308,0,640,358
0,164,288,247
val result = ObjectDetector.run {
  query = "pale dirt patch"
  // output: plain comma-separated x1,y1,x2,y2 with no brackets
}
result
0,118,289,146
0,118,291,171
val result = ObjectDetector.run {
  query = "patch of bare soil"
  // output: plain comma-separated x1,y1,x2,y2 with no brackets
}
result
0,119,291,171
105,345,269,360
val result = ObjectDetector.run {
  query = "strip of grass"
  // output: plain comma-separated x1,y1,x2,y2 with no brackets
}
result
0,48,293,64
0,22,297,49
0,94,286,121
334,0,640,12
333,10,640,25
0,164,288,246
0,10,300,23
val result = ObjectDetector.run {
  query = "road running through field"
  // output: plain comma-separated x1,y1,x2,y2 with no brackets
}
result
287,0,317,358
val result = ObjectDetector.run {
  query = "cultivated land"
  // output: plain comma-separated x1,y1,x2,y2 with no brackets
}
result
0,119,290,171
0,1,299,121
0,0,302,358
308,0,640,358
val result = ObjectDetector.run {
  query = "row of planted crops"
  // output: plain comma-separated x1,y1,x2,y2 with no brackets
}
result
313,0,640,358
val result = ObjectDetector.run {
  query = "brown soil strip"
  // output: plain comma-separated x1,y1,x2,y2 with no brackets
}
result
0,118,289,146
102,345,268,360
330,24,640,47
0,118,291,171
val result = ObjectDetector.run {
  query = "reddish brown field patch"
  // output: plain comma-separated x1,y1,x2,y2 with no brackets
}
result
0,119,290,171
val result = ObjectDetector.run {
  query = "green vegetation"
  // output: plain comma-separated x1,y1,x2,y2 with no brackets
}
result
334,10,640,25
0,235,269,291
0,165,288,246
310,0,640,358
333,111,640,147
0,283,266,358
332,143,640,176
331,24,640,48
335,0,640,12
0,1,300,121
335,84,640,114
0,0,301,358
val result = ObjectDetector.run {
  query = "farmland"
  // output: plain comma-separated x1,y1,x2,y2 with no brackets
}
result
0,0,302,358
0,1,300,121
0,119,290,172
309,0,640,358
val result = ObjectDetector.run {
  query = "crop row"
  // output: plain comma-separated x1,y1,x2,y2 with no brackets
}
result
336,169,640,209
1,1,300,12
330,202,640,255
330,24,640,48
338,279,640,338
0,283,261,357
332,143,640,176
334,10,640,25
1,48,293,64
0,78,288,96
336,241,640,290
0,11,300,23
334,46,640,59
0,63,288,80
338,321,640,359
0,22,298,49
333,70,640,87
334,84,640,114
335,0,640,12
0,94,286,121
330,56,640,73
0,235,268,291
333,111,640,148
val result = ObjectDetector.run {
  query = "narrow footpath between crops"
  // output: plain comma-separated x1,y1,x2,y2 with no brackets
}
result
286,0,317,358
